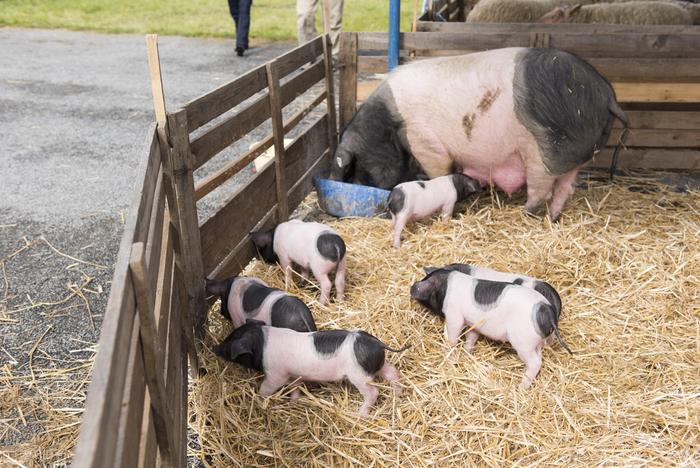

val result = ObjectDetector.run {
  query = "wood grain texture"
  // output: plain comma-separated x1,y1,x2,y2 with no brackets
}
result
357,55,700,83
591,148,700,169
284,115,330,185
73,126,159,468
609,128,700,147
323,34,338,158
279,58,326,108
613,83,700,103
184,65,267,132
357,32,700,58
194,90,327,201
199,161,278,276
275,36,325,79
613,110,700,130
137,392,157,468
129,242,174,466
287,151,331,212
146,35,167,124
339,32,358,131
267,61,289,222
207,207,278,281
167,110,207,346
191,94,271,170
114,318,146,468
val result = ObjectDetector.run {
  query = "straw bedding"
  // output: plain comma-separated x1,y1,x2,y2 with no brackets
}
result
190,176,699,466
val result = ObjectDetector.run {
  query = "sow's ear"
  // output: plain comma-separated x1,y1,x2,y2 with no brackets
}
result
423,266,439,275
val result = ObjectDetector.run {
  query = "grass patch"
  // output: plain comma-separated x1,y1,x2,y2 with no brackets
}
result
0,0,418,41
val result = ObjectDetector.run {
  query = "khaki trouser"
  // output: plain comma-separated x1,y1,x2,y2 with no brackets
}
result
296,0,344,57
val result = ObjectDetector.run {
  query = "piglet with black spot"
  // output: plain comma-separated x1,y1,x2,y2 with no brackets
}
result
213,320,408,416
250,220,347,304
410,268,572,389
423,263,562,327
206,276,316,332
388,174,481,248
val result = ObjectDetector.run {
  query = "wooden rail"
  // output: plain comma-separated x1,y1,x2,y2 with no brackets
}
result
75,34,337,468
74,124,190,467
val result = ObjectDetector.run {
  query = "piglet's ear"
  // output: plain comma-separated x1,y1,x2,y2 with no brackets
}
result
249,230,272,247
206,278,229,296
215,340,252,362
466,178,483,193
423,266,438,275
410,281,431,301
212,343,227,359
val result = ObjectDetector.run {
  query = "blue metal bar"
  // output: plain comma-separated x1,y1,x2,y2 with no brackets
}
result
388,0,400,71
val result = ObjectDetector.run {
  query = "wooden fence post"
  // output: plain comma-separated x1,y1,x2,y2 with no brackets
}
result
166,109,207,348
266,61,289,222
146,34,200,376
129,242,175,467
339,32,358,132
322,34,339,157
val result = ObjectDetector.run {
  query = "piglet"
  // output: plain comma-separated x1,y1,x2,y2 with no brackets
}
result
213,320,409,416
206,276,316,332
388,174,481,248
410,268,572,389
423,263,562,324
250,220,347,304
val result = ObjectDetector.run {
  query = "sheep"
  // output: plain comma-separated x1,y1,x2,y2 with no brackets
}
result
663,0,700,23
466,0,596,23
466,0,698,23
538,1,693,24
615,0,700,23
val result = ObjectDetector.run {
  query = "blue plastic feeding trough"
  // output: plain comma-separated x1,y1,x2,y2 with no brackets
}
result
314,173,391,218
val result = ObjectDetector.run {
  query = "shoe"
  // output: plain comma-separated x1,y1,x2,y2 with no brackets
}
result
236,46,244,57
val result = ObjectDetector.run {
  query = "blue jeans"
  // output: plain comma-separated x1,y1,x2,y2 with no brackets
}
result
228,0,252,49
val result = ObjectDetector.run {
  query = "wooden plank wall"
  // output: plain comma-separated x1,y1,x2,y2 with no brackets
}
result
75,35,337,467
74,124,189,467
340,31,700,170
193,35,336,280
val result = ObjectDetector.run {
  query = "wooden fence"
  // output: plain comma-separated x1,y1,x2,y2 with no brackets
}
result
73,34,337,467
339,30,700,170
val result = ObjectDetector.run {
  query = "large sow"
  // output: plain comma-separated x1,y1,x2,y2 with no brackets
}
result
332,47,628,220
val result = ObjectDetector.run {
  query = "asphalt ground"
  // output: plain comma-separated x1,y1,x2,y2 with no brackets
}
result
0,27,293,465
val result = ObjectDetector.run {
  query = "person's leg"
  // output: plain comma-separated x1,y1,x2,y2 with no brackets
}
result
228,0,239,28
328,0,344,57
237,0,252,51
296,0,319,44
